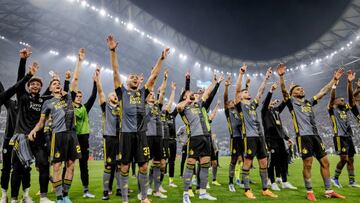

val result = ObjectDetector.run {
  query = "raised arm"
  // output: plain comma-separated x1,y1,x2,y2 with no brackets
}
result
224,76,231,109
145,48,170,90
203,74,224,110
277,63,290,101
328,82,337,109
84,70,98,112
313,68,344,101
70,48,85,91
0,63,38,105
16,49,32,100
165,82,176,112
179,71,191,103
348,70,356,107
17,48,31,81
209,100,221,121
262,82,277,113
157,68,168,105
107,34,122,89
185,70,190,91
235,64,247,103
95,66,106,105
255,67,272,102
245,78,250,90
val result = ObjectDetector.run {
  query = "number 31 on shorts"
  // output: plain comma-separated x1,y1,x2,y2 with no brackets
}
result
143,147,150,157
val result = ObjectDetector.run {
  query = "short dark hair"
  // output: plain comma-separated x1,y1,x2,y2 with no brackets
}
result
289,85,300,96
27,77,43,87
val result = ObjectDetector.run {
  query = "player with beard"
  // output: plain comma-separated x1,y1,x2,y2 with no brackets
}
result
145,69,168,198
106,34,170,203
277,63,345,201
235,65,277,199
261,82,297,191
72,62,98,199
0,48,37,203
223,75,244,192
9,57,41,203
329,70,360,188
177,73,223,203
28,49,85,203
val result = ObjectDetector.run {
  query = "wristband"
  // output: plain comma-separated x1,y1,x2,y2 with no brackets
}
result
110,48,116,52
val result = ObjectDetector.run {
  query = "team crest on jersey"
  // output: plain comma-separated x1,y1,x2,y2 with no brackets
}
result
55,152,60,158
342,147,346,152
233,149,236,154
107,157,112,163
302,148,308,154
320,143,325,150
39,98,43,103
136,91,141,96
189,150,194,155
247,149,252,155
3,149,7,154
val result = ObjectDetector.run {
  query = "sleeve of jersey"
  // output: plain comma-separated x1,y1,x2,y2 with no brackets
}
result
285,98,294,110
235,102,242,113
41,101,50,118
70,90,76,101
100,102,106,113
115,86,122,101
311,96,318,106
143,86,150,99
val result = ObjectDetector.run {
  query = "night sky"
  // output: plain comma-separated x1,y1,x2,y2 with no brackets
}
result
130,0,351,60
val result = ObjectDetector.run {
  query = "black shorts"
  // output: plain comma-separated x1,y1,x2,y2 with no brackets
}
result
230,137,244,158
333,136,356,157
188,135,212,159
147,136,163,161
297,135,327,160
50,131,81,163
103,135,119,166
119,132,149,165
162,139,170,159
244,137,268,160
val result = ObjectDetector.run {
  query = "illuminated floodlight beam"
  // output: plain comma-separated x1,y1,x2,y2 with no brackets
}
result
126,23,134,31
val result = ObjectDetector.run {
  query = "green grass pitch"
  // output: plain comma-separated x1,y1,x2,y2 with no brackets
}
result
6,155,360,202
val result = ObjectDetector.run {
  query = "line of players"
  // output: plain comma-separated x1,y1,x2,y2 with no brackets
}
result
219,63,360,202
0,32,360,203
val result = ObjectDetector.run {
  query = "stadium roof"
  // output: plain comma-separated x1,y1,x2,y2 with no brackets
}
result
1,0,360,76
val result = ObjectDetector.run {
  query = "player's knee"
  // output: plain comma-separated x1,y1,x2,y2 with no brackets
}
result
187,158,196,165
200,162,211,169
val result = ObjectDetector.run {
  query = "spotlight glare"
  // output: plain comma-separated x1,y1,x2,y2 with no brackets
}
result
99,9,106,16
126,23,134,30
81,0,86,7
115,17,119,23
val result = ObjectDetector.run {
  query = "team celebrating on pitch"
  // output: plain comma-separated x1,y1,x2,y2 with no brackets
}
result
1,34,360,203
